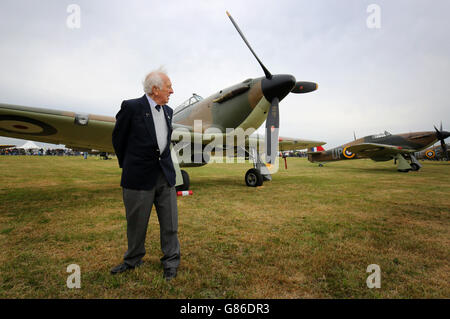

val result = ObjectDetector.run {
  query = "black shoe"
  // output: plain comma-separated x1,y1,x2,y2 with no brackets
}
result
163,268,177,281
110,260,143,275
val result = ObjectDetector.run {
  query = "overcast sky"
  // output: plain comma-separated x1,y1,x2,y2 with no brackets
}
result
0,0,449,149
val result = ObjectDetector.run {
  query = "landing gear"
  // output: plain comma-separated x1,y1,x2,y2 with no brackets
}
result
175,170,190,192
243,147,271,187
318,163,324,167
245,168,263,187
395,154,422,172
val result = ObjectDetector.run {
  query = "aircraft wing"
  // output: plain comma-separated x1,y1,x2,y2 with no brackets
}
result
171,129,325,151
1,103,325,155
278,136,326,151
0,103,116,152
346,143,416,157
0,103,197,152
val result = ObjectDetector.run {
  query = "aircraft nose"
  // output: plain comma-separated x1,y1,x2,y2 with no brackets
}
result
261,74,296,103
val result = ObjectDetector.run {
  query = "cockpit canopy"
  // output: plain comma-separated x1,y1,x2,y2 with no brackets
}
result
174,93,203,115
371,131,392,139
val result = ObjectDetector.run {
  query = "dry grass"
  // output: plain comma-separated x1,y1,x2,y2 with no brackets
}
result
0,156,449,298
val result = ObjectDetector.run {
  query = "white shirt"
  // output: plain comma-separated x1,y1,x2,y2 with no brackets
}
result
146,94,168,153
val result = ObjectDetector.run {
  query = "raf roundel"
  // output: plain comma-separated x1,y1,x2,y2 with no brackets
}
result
0,115,57,136
425,150,435,159
343,146,356,159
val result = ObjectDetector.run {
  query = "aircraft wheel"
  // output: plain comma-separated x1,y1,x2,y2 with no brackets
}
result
410,163,420,171
245,168,263,187
318,163,324,167
397,169,410,173
176,170,190,192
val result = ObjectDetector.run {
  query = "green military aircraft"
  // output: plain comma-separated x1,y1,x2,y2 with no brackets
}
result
417,142,450,161
307,125,450,172
0,12,324,189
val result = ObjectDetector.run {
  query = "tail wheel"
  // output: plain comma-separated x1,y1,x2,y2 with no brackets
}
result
175,170,190,192
245,168,263,187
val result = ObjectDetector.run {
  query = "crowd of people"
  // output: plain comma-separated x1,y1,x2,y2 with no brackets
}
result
0,148,85,156
280,151,308,158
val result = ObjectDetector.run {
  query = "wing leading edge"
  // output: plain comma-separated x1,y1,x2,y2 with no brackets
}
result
0,103,115,152
346,143,416,158
0,103,325,154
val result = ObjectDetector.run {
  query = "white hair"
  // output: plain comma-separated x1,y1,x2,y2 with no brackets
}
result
143,67,168,94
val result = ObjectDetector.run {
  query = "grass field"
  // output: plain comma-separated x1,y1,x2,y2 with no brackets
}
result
0,156,449,298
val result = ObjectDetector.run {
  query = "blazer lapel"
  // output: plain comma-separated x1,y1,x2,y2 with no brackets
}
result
162,105,172,131
162,105,173,156
140,95,158,146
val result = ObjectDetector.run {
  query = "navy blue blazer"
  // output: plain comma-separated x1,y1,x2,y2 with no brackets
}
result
112,95,176,190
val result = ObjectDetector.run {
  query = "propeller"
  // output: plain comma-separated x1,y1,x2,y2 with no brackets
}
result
265,97,279,163
434,122,450,160
226,11,272,80
291,81,318,94
226,11,317,164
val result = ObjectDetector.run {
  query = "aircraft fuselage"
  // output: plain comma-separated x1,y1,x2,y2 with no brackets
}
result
309,131,443,163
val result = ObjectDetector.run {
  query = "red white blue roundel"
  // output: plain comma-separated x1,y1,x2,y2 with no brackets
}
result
425,150,435,159
343,146,356,159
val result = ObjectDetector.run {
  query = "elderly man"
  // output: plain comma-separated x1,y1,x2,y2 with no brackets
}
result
111,68,180,281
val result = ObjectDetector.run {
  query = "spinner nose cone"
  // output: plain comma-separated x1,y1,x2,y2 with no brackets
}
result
261,74,296,102
442,131,450,139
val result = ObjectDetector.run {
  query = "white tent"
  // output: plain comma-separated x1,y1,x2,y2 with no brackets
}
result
19,141,40,149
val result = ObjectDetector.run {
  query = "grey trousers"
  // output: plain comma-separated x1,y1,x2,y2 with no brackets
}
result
122,172,180,269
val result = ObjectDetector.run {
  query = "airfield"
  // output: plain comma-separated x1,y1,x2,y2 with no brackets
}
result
0,155,448,298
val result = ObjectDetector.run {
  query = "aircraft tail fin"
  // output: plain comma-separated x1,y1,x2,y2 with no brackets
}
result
307,145,324,162
307,145,325,154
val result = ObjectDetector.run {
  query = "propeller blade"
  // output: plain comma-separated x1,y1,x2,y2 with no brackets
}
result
291,81,318,94
434,123,449,160
265,97,280,164
440,140,449,161
434,125,442,139
443,144,449,160
226,11,272,79
440,139,446,151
